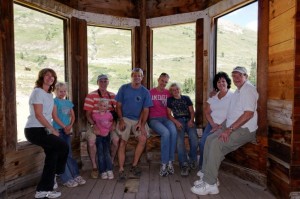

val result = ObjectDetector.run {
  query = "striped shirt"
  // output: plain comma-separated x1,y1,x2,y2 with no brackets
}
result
83,90,116,113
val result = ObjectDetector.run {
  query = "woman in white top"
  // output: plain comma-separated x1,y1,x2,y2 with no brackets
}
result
198,72,233,170
24,68,68,199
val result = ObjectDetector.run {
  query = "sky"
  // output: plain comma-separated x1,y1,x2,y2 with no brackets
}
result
220,1,258,31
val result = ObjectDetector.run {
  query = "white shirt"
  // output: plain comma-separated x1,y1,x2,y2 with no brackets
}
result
226,81,259,132
207,90,233,124
25,88,54,128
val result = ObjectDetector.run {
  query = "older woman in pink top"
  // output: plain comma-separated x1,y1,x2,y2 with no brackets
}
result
148,73,177,177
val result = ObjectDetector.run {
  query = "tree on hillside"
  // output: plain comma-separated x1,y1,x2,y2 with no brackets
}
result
249,59,257,86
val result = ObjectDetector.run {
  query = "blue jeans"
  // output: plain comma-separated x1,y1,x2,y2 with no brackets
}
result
176,118,198,167
58,129,80,183
148,117,177,164
24,127,68,191
96,135,113,173
198,123,212,170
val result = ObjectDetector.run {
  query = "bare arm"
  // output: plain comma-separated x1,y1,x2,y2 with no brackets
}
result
187,105,195,128
219,111,254,142
34,104,59,136
167,107,182,129
86,110,94,125
52,105,66,128
116,101,126,131
204,102,221,132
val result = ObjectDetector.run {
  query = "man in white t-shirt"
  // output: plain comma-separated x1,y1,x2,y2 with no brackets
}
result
191,66,259,196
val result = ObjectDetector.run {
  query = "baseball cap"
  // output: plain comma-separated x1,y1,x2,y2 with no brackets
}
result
232,66,247,75
97,74,108,82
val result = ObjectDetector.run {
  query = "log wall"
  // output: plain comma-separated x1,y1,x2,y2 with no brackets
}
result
267,0,300,198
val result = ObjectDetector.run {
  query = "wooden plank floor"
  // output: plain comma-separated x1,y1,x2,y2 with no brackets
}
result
17,163,275,199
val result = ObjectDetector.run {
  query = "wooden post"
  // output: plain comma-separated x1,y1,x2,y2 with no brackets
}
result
70,17,88,159
0,0,17,152
195,18,204,127
139,0,148,86
257,0,269,137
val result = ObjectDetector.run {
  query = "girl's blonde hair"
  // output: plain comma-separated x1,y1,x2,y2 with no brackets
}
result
54,82,68,97
169,82,181,95
98,98,109,106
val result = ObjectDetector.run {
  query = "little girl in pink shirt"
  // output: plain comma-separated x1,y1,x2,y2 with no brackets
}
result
92,99,115,179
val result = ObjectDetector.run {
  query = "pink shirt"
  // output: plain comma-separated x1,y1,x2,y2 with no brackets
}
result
149,88,171,119
92,111,113,137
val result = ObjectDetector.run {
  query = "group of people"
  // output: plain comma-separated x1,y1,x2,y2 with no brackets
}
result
24,65,258,198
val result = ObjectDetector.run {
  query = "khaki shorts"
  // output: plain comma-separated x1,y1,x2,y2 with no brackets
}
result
85,125,119,143
85,125,96,141
110,129,120,141
116,117,150,141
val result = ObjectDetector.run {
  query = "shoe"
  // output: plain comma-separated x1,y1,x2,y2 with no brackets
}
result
63,179,78,188
189,160,197,170
167,162,174,175
91,168,99,179
159,165,168,177
107,170,114,180
180,163,190,177
101,172,108,179
53,175,58,189
191,181,219,195
197,170,204,178
194,178,220,186
118,170,126,181
35,191,61,198
74,176,86,185
130,165,142,177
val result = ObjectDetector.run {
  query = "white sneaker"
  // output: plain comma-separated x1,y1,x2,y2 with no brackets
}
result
194,178,220,186
197,170,204,178
53,175,58,189
63,179,78,188
101,172,108,179
35,191,61,198
74,176,86,185
191,181,219,195
107,170,114,180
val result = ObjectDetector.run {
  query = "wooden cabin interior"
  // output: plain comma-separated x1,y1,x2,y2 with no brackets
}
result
0,0,299,198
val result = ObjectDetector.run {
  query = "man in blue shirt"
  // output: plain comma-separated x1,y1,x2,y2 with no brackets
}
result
115,68,153,181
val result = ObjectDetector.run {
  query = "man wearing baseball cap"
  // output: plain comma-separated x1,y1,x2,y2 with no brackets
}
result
191,66,258,195
83,74,118,179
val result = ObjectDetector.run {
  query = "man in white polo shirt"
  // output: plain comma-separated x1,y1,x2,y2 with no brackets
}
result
191,66,259,196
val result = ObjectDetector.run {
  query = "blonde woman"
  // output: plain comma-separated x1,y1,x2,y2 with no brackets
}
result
167,83,198,177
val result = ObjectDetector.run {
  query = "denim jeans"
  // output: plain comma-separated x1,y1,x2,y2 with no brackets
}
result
24,127,68,191
198,123,212,170
148,117,177,164
96,135,113,173
176,118,198,167
58,129,80,183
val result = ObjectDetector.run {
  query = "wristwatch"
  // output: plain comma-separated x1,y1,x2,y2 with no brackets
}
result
229,126,234,131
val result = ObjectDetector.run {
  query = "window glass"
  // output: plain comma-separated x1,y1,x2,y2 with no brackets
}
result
153,23,196,103
87,26,132,93
216,2,258,88
14,4,65,142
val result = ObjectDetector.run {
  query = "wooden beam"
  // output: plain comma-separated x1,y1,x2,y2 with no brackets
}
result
138,0,148,87
132,26,140,68
195,18,204,126
1,0,17,152
256,0,269,137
